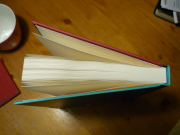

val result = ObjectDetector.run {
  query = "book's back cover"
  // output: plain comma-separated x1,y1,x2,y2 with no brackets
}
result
13,85,165,108
14,66,170,108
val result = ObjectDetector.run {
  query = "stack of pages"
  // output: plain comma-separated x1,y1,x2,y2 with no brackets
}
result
22,55,167,96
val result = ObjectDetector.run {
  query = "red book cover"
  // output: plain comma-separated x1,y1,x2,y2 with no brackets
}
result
32,21,166,67
0,58,20,107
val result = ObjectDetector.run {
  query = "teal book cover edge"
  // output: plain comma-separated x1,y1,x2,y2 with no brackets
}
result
14,66,171,105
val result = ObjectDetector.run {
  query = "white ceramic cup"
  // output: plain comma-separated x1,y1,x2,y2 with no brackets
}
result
0,4,21,50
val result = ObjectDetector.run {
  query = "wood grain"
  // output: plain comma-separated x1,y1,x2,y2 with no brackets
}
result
0,0,180,134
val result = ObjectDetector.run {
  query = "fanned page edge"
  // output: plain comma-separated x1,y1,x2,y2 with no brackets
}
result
33,28,160,68
32,21,166,67
21,55,167,96
22,55,167,84
33,33,122,64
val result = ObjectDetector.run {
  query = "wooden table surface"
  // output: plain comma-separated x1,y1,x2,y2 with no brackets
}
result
0,0,180,134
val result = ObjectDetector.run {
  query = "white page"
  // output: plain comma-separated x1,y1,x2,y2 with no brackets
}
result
22,81,145,96
22,56,167,84
35,25,160,68
173,11,180,23
161,0,180,12
33,33,117,63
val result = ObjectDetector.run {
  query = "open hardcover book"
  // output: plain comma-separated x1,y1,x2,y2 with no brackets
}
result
14,21,171,108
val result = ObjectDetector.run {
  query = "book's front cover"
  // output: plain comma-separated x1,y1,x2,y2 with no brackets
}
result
32,21,166,66
0,58,20,107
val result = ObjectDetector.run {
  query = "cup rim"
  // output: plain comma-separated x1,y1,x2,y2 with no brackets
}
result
0,4,16,43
